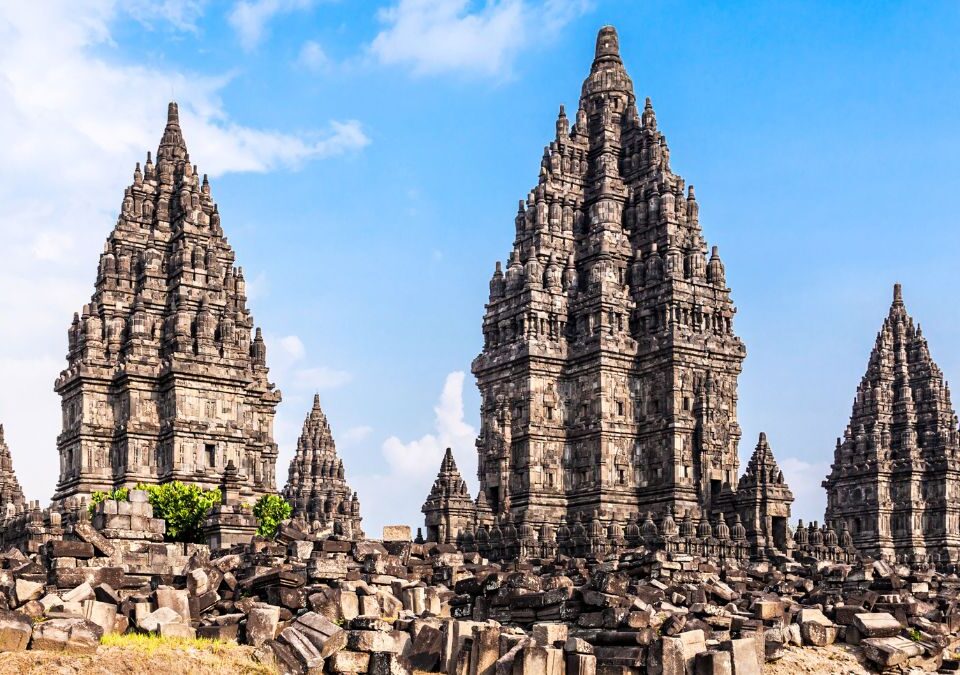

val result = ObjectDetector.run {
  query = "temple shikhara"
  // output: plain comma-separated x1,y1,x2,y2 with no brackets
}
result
52,102,281,504
824,284,960,566
0,23,957,674
422,26,793,558
283,394,363,539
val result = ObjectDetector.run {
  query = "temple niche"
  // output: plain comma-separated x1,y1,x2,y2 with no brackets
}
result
454,25,791,554
282,395,363,539
824,284,960,567
53,102,281,504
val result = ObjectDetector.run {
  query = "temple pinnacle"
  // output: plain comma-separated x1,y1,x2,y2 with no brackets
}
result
594,25,621,63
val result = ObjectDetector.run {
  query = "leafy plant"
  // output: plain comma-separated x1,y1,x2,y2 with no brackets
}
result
88,487,130,514
252,494,292,538
141,482,221,543
908,628,923,642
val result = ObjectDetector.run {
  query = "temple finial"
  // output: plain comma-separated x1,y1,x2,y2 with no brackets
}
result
167,101,180,125
594,25,621,62
893,283,903,305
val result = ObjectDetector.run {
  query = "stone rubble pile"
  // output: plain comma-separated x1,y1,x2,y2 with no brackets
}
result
0,504,959,674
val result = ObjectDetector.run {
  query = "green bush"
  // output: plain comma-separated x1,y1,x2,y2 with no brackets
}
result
142,482,221,543
253,494,292,538
88,487,130,514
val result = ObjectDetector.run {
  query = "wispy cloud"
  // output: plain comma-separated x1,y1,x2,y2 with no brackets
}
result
229,0,315,50
369,0,591,77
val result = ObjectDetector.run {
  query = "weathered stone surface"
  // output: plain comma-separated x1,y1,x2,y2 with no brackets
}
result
852,612,901,638
0,609,32,651
246,606,280,647
51,101,281,506
282,395,363,539
824,284,959,565
30,618,102,653
138,607,184,633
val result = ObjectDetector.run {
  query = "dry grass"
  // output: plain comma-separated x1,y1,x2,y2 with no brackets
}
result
0,634,276,675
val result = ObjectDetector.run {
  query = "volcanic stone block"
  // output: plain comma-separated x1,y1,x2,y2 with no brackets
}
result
695,650,733,675
721,638,761,675
295,611,348,658
155,587,191,624
83,599,118,635
279,626,325,671
30,618,103,653
0,610,32,651
470,624,500,675
382,525,411,542
246,606,280,647
853,612,901,638
329,650,370,673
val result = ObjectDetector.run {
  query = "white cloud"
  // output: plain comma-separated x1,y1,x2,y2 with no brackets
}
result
351,372,477,537
229,0,314,50
0,3,367,505
340,425,373,444
126,0,208,31
298,40,332,71
278,335,307,361
382,371,475,476
369,0,591,77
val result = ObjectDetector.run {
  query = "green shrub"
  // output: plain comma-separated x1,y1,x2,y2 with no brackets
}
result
88,487,130,514
253,494,292,538
142,482,221,543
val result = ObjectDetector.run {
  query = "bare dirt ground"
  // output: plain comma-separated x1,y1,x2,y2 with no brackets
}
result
765,644,873,674
0,644,274,675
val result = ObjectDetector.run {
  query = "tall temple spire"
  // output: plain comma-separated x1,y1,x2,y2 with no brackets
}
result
824,284,960,565
158,101,188,162
466,24,749,543
422,447,475,544
283,395,363,539
0,424,26,514
53,102,281,503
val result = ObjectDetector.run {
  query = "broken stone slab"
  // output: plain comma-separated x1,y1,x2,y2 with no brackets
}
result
721,637,761,675
278,626,325,672
83,599,118,635
294,611,348,658
30,617,103,653
138,606,184,633
14,578,43,604
695,650,732,675
62,581,94,604
155,587,191,624
853,612,902,638
0,609,32,651
860,635,925,669
246,605,281,647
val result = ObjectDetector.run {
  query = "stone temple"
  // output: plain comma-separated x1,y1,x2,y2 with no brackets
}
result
283,395,363,539
427,26,794,560
53,102,281,504
0,424,26,513
824,284,960,566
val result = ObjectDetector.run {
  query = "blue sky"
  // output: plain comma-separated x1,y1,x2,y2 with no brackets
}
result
0,1,957,535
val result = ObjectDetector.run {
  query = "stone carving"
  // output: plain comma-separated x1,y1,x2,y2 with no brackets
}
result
824,284,960,566
0,424,25,512
465,26,781,549
52,102,281,504
422,448,475,545
282,395,362,539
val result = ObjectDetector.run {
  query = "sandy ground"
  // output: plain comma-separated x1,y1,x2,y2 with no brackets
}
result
0,644,275,675
765,644,873,674
0,642,881,675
